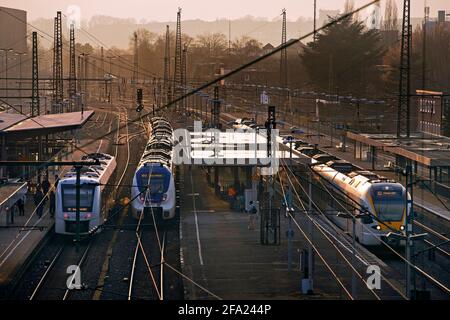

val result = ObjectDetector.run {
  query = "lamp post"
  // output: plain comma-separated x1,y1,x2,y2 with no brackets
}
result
80,53,90,103
106,56,116,103
287,137,295,271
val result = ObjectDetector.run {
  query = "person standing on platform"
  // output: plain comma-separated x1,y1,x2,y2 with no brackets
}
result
228,186,237,210
54,174,60,190
248,201,258,230
49,191,56,218
34,187,45,219
16,198,25,216
41,176,51,198
8,206,15,224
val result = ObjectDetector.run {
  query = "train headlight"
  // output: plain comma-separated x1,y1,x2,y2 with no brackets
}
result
400,225,405,231
86,213,92,219
162,194,168,202
376,225,381,231
64,213,69,219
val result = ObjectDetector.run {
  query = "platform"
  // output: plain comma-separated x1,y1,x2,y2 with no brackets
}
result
0,191,54,296
0,182,27,226
179,165,404,300
180,165,304,299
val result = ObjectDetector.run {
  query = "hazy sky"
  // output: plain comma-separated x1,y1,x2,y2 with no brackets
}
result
2,0,450,21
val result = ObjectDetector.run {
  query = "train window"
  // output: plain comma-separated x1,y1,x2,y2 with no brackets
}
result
138,172,168,194
61,185,96,212
371,188,405,222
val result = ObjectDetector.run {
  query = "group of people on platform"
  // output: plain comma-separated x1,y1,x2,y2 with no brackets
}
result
26,174,59,219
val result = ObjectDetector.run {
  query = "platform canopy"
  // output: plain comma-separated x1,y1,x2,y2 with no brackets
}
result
0,113,27,132
347,131,450,167
0,111,94,139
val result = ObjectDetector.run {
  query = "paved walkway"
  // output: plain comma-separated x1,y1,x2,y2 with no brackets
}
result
180,165,307,300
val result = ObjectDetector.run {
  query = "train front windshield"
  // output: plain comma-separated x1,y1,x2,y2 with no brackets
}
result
137,166,170,196
371,187,405,222
61,185,96,212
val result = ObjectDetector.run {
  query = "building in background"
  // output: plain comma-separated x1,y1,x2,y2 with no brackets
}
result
416,90,445,136
0,7,27,53
425,10,450,32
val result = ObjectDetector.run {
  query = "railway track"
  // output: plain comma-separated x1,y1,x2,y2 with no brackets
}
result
14,104,134,300
28,241,92,300
128,226,167,300
414,219,450,258
200,106,450,299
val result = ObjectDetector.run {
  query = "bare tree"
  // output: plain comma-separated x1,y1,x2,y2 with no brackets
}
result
195,32,228,58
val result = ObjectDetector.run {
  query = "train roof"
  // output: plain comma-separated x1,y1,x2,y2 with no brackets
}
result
61,153,116,181
152,121,172,127
142,149,171,159
138,117,174,169
147,137,173,146
325,160,355,174
152,129,173,137
151,119,172,129
140,156,171,167
150,116,171,123
313,153,336,160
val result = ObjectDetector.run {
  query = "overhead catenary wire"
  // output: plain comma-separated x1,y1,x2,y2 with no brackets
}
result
277,162,388,299
275,169,354,299
279,159,408,299
283,157,450,296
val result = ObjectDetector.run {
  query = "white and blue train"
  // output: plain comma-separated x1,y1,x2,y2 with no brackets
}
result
131,117,176,221
55,153,117,235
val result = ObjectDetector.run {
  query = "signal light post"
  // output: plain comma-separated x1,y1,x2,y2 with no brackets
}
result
286,137,295,271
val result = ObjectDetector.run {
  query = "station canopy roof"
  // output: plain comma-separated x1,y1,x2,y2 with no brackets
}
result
0,113,27,131
347,132,450,167
0,111,94,138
